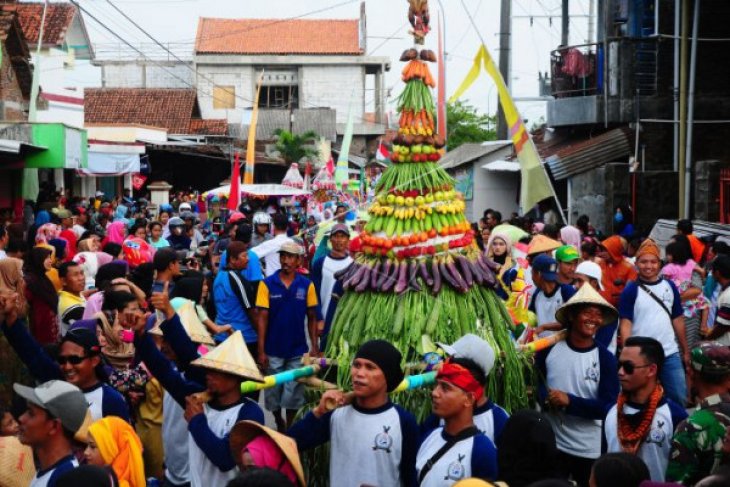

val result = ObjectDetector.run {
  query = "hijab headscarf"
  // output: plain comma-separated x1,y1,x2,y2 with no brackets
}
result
95,310,135,370
35,210,51,226
0,257,27,316
23,247,58,310
244,435,299,486
35,223,60,245
74,252,100,289
559,225,582,253
486,232,514,277
106,222,127,245
87,417,145,487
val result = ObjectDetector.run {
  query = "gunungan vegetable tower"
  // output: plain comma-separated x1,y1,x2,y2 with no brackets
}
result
326,0,528,411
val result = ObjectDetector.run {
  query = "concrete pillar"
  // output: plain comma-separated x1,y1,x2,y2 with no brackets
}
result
54,168,65,192
148,181,173,207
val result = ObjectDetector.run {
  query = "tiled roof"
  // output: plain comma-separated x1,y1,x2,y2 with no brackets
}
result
195,18,362,55
16,2,76,46
85,88,201,134
189,118,228,136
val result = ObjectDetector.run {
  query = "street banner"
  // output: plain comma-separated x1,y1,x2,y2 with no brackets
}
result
449,44,555,213
244,72,264,184
335,95,355,186
228,152,241,211
131,173,147,191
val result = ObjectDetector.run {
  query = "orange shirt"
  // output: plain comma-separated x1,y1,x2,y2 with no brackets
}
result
687,234,705,263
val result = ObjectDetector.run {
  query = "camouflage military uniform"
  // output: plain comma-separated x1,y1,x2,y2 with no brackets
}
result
666,343,730,485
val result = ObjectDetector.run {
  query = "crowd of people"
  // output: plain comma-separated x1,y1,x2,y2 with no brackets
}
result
0,191,730,487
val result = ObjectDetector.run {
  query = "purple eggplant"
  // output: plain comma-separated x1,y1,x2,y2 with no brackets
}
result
439,260,460,290
343,263,362,289
376,259,392,289
431,258,442,294
381,261,399,292
394,260,409,294
446,258,469,292
355,264,372,292
419,260,434,286
335,264,356,281
481,265,497,288
408,260,421,291
481,253,500,272
370,260,381,289
476,254,492,274
456,255,473,287
468,258,486,285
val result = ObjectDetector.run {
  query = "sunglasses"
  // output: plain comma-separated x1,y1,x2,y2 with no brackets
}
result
57,355,90,365
618,361,652,374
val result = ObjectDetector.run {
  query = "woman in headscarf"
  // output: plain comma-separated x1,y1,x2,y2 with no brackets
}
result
486,232,516,299
559,225,582,253
74,251,101,290
85,416,145,487
0,257,31,406
27,210,50,247
23,247,59,345
171,272,230,336
104,221,127,246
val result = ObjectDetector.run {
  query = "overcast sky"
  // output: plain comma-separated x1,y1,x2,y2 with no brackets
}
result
67,0,593,127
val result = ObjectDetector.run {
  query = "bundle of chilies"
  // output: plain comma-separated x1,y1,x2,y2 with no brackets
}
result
336,251,500,295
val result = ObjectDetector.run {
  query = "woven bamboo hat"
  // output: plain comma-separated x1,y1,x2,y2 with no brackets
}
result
149,300,215,345
191,331,264,381
527,234,561,256
555,284,618,327
0,436,35,487
229,420,306,486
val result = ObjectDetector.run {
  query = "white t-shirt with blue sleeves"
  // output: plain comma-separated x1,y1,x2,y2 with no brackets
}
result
416,427,498,486
537,340,619,459
30,455,78,487
619,278,684,356
605,397,688,481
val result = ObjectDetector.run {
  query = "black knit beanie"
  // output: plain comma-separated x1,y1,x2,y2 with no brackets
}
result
354,339,404,392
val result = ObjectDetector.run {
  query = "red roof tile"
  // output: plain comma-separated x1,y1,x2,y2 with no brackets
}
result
85,88,198,134
189,118,228,136
195,18,362,55
17,2,76,46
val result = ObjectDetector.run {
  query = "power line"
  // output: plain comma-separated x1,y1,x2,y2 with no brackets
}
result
367,21,408,56
450,0,484,53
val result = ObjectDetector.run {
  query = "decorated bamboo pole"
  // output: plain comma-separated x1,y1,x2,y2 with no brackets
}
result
240,365,321,394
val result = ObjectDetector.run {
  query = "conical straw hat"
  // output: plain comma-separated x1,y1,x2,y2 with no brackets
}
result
0,436,35,487
149,300,215,345
191,331,264,382
555,284,618,327
229,420,306,486
527,234,561,256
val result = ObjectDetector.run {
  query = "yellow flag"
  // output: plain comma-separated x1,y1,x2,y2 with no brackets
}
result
449,45,553,212
244,73,264,185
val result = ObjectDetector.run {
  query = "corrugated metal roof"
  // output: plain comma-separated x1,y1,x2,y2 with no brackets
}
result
439,142,511,170
545,128,632,180
244,108,337,141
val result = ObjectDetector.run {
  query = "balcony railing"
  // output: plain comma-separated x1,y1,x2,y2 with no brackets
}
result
550,37,659,99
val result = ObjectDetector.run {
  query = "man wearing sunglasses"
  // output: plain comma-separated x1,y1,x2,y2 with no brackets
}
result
1,291,129,422
536,284,619,487
667,343,730,485
604,336,687,481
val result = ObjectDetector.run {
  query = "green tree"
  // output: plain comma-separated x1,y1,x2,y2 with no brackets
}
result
272,129,318,163
445,101,496,150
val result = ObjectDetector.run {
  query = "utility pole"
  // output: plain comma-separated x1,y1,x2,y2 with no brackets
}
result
497,0,511,140
561,0,570,46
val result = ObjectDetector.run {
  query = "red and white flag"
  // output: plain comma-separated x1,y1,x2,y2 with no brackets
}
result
228,152,241,211
376,140,390,163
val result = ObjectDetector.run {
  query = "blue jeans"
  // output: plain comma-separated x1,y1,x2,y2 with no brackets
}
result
661,352,687,406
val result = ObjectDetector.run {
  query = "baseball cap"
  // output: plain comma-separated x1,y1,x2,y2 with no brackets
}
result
278,240,304,256
575,261,604,290
330,223,350,237
555,245,580,262
13,380,89,434
61,327,102,356
532,254,559,282
55,209,72,219
691,342,730,377
438,334,495,377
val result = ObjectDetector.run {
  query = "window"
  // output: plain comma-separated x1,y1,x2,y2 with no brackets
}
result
260,85,299,109
213,85,236,109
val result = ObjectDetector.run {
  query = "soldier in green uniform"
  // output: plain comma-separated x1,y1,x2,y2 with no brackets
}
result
666,342,730,484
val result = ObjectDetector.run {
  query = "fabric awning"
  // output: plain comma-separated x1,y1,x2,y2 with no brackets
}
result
204,183,311,198
78,152,140,176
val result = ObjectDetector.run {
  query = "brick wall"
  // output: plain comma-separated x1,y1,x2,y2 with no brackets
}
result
0,43,28,121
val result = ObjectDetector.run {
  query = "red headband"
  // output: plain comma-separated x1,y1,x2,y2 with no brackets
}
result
437,361,484,400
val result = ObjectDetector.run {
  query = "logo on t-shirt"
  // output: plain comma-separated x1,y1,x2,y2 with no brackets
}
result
373,425,393,453
646,420,666,445
445,454,466,481
295,287,306,301
584,361,599,383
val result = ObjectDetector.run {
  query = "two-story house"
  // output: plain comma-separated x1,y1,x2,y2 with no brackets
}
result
544,0,730,233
